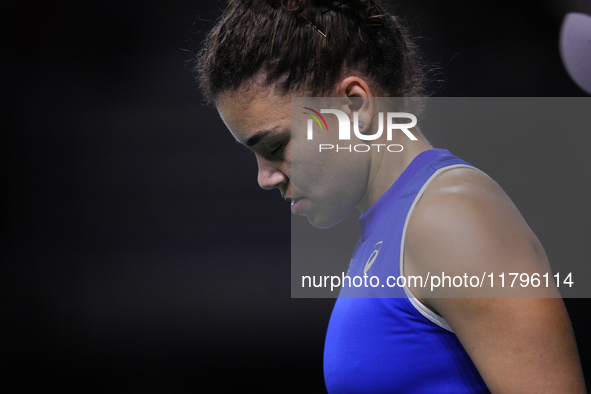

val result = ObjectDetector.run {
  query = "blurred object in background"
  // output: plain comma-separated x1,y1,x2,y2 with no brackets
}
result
560,12,591,94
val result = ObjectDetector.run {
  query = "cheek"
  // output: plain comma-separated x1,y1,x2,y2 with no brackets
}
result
290,113,370,204
295,150,369,203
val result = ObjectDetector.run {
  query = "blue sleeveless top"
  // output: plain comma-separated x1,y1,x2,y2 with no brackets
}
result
323,149,491,393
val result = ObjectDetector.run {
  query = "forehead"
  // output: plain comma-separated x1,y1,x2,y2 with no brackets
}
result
216,84,291,145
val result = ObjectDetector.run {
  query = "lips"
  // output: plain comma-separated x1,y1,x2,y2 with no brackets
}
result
284,193,305,214
290,197,305,214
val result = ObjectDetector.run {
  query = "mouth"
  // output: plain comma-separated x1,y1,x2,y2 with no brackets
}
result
289,197,305,214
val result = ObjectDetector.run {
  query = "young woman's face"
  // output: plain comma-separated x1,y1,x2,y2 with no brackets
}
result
216,84,371,228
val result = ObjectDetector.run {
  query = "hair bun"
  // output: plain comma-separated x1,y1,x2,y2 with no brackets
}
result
278,0,308,13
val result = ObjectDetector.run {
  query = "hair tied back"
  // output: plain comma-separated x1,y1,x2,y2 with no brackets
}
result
279,0,308,14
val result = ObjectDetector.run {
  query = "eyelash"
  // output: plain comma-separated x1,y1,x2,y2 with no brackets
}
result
269,143,284,155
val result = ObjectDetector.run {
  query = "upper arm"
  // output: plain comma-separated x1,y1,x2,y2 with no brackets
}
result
404,168,586,393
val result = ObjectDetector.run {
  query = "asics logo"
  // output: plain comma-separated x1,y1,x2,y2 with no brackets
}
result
363,241,383,274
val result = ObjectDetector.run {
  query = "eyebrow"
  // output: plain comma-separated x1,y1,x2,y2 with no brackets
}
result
246,125,280,147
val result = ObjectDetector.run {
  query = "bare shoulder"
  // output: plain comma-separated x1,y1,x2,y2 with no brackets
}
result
403,167,586,393
404,166,552,294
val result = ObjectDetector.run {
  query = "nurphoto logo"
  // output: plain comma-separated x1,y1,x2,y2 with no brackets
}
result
303,107,418,153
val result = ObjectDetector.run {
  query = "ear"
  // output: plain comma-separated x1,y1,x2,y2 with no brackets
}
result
336,76,374,135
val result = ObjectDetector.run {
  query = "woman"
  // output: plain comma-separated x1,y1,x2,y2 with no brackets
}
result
195,0,586,392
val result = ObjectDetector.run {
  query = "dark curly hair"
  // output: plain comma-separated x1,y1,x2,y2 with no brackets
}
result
196,0,426,103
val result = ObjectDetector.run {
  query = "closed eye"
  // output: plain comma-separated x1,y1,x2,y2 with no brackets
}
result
269,143,284,155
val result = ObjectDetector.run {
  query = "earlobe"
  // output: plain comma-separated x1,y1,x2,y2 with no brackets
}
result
353,111,368,136
352,102,372,136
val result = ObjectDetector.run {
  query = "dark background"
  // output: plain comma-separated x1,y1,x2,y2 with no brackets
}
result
3,0,589,391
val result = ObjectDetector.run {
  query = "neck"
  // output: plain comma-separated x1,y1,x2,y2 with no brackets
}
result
356,132,432,213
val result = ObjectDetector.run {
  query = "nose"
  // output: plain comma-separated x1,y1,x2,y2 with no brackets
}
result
256,156,288,190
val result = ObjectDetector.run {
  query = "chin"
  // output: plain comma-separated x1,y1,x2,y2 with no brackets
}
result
305,207,351,229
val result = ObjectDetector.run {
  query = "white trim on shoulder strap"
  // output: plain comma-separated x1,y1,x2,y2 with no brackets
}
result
399,164,487,333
